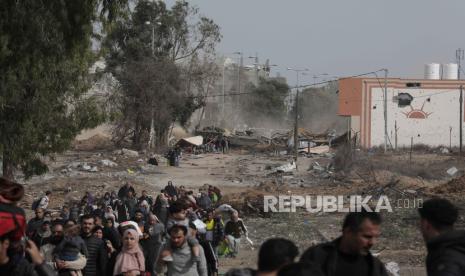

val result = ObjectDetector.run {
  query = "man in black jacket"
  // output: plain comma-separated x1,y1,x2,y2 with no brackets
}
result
419,198,465,276
300,210,388,276
81,214,108,276
117,182,135,200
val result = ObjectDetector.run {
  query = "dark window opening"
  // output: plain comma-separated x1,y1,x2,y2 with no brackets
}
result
406,82,421,87
398,93,413,107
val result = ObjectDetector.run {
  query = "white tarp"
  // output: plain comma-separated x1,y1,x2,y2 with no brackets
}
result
178,136,203,146
272,161,296,173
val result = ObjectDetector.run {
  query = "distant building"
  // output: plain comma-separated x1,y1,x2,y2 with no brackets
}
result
339,78,465,148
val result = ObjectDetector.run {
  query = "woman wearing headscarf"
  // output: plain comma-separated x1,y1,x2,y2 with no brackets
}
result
113,229,145,276
138,200,150,217
102,192,112,207
103,217,122,251
140,213,165,276
105,205,118,223
152,191,169,225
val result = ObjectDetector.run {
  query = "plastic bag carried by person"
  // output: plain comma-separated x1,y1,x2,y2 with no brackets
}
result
193,219,207,234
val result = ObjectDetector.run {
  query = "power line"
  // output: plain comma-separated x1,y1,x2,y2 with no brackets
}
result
297,69,386,89
194,69,386,99
191,69,465,100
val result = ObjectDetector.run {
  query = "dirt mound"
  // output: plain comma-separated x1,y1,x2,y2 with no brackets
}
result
430,175,465,195
73,134,113,150
220,180,293,216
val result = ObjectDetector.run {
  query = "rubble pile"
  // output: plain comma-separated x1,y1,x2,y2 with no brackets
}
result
430,175,465,196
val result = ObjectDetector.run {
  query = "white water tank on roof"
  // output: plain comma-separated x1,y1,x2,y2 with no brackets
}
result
424,63,441,80
442,63,458,80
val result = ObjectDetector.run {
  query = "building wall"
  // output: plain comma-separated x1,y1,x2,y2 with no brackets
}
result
370,85,463,147
338,78,363,116
339,78,465,148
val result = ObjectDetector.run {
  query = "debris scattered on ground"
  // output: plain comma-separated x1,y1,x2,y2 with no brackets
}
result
440,147,450,154
430,174,465,196
99,159,118,167
299,145,330,155
447,166,459,177
385,262,400,276
270,161,296,174
113,148,139,157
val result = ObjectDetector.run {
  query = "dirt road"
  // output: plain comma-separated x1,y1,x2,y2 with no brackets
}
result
19,148,465,276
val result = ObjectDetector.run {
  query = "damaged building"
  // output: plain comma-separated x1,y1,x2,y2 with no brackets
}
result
339,67,465,148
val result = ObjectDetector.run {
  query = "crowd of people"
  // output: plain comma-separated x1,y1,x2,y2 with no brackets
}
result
0,175,465,276
1,176,251,276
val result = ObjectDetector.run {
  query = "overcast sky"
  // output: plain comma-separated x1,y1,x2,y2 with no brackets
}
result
165,0,465,86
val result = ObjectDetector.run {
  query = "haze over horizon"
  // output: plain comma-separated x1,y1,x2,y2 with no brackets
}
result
165,0,465,86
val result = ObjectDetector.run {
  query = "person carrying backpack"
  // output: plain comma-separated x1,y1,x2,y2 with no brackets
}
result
32,191,52,211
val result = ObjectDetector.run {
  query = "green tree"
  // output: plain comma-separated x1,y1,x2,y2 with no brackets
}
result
105,0,221,149
0,0,128,179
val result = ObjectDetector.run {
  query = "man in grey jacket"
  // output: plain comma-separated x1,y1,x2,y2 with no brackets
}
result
163,225,207,276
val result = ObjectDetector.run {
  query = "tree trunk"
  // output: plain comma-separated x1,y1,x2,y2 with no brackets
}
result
2,152,15,180
155,126,169,147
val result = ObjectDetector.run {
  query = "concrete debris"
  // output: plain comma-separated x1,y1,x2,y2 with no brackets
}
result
299,145,330,155
137,158,144,163
272,161,296,173
447,166,458,176
310,162,326,172
99,159,118,167
404,189,418,195
310,145,330,154
71,163,99,172
282,175,294,181
122,148,139,157
440,147,450,154
114,148,139,157
61,169,70,174
385,262,400,276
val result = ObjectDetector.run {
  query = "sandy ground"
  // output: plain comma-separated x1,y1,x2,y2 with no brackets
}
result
17,147,465,276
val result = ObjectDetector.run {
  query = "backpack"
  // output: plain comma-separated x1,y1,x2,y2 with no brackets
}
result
31,197,43,210
0,203,26,241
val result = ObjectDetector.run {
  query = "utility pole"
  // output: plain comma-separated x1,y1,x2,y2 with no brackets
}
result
248,53,261,85
383,68,388,152
222,58,226,123
287,68,309,167
232,52,243,125
239,53,243,94
457,48,464,153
